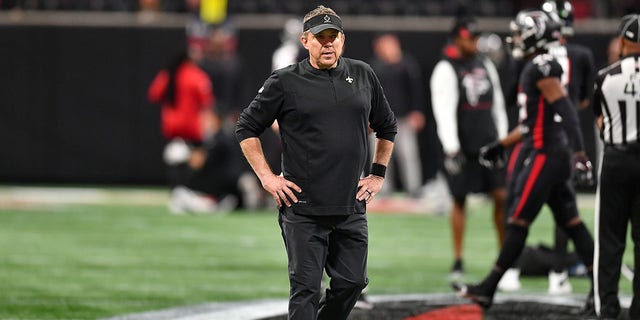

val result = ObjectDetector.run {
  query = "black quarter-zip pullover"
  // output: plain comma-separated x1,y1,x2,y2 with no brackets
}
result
236,57,397,215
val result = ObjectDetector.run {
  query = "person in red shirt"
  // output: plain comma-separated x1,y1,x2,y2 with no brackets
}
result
148,51,214,143
148,51,221,214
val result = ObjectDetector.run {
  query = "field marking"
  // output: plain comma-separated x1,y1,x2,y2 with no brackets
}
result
101,292,630,320
0,185,596,214
0,186,168,208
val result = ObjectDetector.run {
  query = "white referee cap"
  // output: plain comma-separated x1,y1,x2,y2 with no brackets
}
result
619,14,640,43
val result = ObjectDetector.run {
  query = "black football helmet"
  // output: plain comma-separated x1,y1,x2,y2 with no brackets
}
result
509,9,562,57
542,0,574,36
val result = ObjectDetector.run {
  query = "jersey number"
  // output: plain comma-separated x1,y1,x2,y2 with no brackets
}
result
625,74,639,96
624,82,637,96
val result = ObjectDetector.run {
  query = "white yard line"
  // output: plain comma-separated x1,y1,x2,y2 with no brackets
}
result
101,292,630,320
0,185,168,208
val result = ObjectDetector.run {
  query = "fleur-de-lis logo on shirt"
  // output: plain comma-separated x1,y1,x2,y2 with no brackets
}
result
346,76,354,83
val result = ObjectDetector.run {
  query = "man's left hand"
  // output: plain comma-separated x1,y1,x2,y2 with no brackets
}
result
357,175,384,204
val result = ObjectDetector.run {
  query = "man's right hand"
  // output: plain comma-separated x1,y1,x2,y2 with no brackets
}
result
479,141,506,169
261,174,301,208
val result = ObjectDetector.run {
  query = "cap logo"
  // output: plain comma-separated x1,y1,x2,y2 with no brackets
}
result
626,30,635,39
303,14,343,34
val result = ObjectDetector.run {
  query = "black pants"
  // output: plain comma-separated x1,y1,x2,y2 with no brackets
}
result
596,146,640,319
496,147,593,272
278,211,368,320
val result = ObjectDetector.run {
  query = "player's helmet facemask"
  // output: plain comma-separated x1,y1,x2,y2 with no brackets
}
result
509,9,562,58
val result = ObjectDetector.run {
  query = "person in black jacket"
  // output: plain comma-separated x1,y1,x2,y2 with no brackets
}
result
235,5,397,320
430,17,509,280
370,33,425,198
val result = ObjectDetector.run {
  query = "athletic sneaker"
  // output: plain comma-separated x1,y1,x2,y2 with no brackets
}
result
168,186,236,214
168,186,216,214
449,259,464,280
497,268,521,292
451,281,494,309
548,270,572,294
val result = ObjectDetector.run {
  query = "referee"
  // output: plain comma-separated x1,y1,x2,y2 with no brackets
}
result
593,13,640,320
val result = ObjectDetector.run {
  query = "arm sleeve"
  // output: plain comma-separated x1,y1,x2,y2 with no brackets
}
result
484,57,508,139
235,72,284,142
538,58,585,152
552,96,585,152
148,70,169,104
369,66,398,142
430,60,460,154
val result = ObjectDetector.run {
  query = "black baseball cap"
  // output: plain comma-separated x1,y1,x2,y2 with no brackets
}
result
619,14,640,43
303,14,343,34
451,17,480,39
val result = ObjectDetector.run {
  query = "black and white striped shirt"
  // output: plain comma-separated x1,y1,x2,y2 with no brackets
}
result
593,54,640,146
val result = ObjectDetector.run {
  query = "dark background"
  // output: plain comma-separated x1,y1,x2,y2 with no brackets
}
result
0,24,613,185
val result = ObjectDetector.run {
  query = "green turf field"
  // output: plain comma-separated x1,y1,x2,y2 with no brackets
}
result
0,187,633,319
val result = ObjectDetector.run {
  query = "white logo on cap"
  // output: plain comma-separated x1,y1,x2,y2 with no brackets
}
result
626,30,635,39
324,15,331,23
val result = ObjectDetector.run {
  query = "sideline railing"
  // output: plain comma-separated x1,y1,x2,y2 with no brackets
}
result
0,10,621,34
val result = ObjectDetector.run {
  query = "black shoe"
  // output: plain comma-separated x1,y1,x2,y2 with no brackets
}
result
354,293,373,310
451,281,494,309
574,290,597,318
449,259,464,280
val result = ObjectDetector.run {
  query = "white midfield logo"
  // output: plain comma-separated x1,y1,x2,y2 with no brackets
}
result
346,76,353,83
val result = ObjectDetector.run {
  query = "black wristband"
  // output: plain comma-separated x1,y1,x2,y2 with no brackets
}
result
370,163,386,178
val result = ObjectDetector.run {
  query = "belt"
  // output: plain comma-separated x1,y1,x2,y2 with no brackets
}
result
606,143,640,153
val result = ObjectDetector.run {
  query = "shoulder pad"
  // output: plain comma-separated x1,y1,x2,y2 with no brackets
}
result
532,54,558,77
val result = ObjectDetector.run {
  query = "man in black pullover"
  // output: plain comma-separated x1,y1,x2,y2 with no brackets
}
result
235,5,397,320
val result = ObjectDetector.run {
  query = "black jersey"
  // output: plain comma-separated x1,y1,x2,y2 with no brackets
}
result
236,57,398,216
451,55,498,155
593,53,640,145
518,54,568,150
431,51,507,156
548,43,596,105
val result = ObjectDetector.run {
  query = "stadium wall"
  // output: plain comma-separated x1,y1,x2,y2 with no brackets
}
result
0,12,617,185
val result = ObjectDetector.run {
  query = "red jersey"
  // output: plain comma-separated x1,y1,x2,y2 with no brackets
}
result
148,61,214,142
